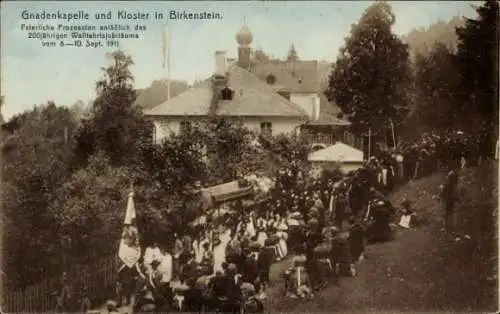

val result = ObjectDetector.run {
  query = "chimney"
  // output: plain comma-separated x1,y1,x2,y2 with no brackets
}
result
214,51,227,75
311,95,320,120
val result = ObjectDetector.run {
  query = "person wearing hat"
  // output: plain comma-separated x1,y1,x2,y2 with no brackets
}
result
182,251,199,285
440,167,459,233
255,214,268,248
304,218,322,288
331,226,357,279
223,263,243,314
172,234,184,279
287,210,303,254
194,267,213,312
313,243,332,290
207,270,229,312
241,282,264,313
54,271,72,313
79,286,92,314
242,243,259,287
105,300,119,313
347,216,365,263
171,280,190,312
257,239,274,298
286,255,312,299
333,183,348,229
227,235,242,266
328,226,343,284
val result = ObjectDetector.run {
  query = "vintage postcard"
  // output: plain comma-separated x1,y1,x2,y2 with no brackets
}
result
1,1,498,313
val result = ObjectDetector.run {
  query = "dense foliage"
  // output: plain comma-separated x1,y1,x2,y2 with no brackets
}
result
326,1,412,138
409,43,461,132
1,53,311,289
455,0,498,137
406,0,498,144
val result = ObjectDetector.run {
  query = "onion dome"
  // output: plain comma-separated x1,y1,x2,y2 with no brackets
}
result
236,24,253,46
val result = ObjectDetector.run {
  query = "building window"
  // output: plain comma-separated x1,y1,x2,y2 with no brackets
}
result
260,122,272,135
180,121,192,135
220,87,233,100
266,74,276,85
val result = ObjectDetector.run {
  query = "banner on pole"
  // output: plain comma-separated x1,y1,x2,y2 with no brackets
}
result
118,191,141,268
162,25,170,70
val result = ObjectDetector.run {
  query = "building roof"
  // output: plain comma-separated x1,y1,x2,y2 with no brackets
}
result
308,142,364,162
145,65,309,118
251,60,319,94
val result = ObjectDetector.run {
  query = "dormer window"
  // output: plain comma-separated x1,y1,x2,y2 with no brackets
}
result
266,74,276,85
220,86,233,100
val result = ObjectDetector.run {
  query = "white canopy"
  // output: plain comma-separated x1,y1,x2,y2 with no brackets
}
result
308,142,364,163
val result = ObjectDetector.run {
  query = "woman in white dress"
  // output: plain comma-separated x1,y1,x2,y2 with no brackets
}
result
212,228,232,274
255,216,268,247
276,216,289,258
244,214,257,239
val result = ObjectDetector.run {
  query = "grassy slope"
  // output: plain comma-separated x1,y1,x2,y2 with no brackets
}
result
265,162,498,312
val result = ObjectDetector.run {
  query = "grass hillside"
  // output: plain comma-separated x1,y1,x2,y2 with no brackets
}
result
266,161,498,312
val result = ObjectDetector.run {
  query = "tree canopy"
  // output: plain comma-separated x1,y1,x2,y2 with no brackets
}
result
455,0,498,135
73,51,152,168
326,1,412,137
409,43,461,132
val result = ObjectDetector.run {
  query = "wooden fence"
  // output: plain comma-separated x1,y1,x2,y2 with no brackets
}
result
1,254,118,313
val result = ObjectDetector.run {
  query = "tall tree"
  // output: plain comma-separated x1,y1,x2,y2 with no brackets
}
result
410,43,461,131
73,51,152,168
455,0,499,138
326,1,412,138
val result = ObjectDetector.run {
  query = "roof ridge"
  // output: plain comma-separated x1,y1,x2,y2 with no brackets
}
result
229,65,309,117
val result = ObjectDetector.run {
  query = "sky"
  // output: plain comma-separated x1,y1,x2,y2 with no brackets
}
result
0,1,480,119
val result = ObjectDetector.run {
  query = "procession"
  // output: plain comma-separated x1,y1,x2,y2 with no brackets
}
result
84,129,474,314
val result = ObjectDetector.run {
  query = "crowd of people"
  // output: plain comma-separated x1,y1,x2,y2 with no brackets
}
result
109,156,402,313
102,129,483,313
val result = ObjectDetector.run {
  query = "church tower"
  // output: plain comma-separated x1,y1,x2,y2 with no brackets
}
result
236,23,253,69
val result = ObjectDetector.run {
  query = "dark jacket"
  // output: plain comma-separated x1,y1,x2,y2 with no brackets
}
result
242,254,259,283
257,247,274,272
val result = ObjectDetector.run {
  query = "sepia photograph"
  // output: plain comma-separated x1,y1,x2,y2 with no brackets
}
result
0,1,498,313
